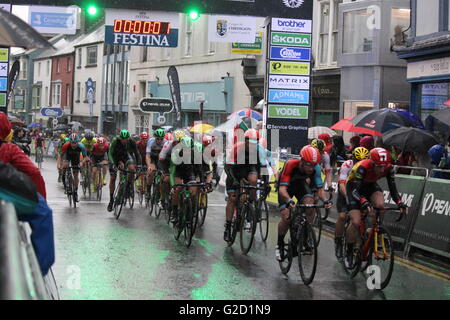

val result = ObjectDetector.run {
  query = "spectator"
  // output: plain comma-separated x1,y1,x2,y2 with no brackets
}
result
318,133,333,154
428,144,450,179
330,135,348,167
396,149,416,175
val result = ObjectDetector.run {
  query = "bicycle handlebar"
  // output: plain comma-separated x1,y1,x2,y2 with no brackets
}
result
171,182,211,189
372,206,405,222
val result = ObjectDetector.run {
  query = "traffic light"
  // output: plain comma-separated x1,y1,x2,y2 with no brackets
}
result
86,3,99,17
187,8,201,21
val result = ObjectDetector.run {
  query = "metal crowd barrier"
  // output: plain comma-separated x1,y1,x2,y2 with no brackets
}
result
0,200,51,300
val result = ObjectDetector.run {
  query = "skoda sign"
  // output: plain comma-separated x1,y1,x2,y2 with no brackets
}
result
40,107,64,117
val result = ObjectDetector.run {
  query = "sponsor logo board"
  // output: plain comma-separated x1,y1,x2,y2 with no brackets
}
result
270,46,311,61
268,104,308,119
271,32,311,47
269,75,310,90
270,61,310,75
271,17,312,33
268,89,309,104
208,15,256,43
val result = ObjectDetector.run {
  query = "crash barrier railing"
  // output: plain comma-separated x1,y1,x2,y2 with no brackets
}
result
262,157,449,259
0,200,51,300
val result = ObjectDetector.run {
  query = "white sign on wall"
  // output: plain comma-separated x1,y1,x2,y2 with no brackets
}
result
28,5,77,34
271,17,312,33
208,15,256,43
422,83,448,96
407,57,450,80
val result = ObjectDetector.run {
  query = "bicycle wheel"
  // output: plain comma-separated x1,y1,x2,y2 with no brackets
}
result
81,168,87,197
366,226,395,290
66,172,73,208
197,191,208,228
259,200,269,242
149,182,156,216
227,211,239,247
96,171,102,201
183,197,195,247
128,181,135,209
312,209,322,246
240,202,257,255
87,168,92,200
137,178,144,206
154,186,161,219
113,183,125,220
165,200,172,225
278,230,293,275
297,223,318,285
342,219,361,278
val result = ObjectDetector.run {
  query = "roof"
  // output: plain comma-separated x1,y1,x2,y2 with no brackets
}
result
74,26,104,47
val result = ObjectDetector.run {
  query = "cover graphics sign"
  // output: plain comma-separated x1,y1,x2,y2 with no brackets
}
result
270,46,311,61
268,89,309,104
208,15,256,43
268,75,310,90
270,61,310,75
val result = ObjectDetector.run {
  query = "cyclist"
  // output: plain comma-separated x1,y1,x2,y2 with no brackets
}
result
200,134,218,189
334,146,369,259
135,131,149,195
223,129,262,242
107,129,141,212
61,133,88,202
13,127,31,156
35,132,46,163
81,131,97,156
310,138,333,190
91,137,109,191
56,134,68,182
344,147,407,268
145,129,166,196
276,145,332,261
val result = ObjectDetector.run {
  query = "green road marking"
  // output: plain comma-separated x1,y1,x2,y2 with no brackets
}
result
193,273,201,278
193,238,217,257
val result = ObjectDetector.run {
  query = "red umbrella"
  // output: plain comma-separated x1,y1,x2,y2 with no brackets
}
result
331,117,382,136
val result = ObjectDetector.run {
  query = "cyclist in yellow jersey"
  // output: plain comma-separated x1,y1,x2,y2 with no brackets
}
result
81,131,97,155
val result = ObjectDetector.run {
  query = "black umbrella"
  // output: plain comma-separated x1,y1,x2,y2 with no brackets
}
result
425,108,450,140
382,127,439,153
350,108,412,134
0,9,53,49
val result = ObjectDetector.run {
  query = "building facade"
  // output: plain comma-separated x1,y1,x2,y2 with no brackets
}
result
396,0,450,122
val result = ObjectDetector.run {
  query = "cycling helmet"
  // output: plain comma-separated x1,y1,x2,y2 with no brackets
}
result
69,133,79,143
202,135,214,147
60,134,66,139
164,132,174,141
85,131,94,140
352,146,370,161
140,132,149,140
310,138,325,153
370,147,391,165
64,137,69,142
194,141,203,153
300,145,321,165
360,136,374,150
181,136,193,148
97,137,106,145
173,129,185,142
154,128,165,139
119,129,130,139
318,133,331,144
244,129,259,143
428,144,447,165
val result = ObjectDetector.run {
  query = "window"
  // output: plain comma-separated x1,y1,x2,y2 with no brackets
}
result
317,0,341,66
20,59,27,79
67,57,71,72
38,62,41,77
66,84,70,107
184,17,193,56
332,0,341,62
77,48,82,67
141,47,148,62
416,0,439,37
46,60,50,76
343,9,373,53
391,8,410,47
319,1,330,64
52,83,61,107
32,87,41,108
45,86,48,106
56,58,60,73
76,82,81,102
86,46,97,65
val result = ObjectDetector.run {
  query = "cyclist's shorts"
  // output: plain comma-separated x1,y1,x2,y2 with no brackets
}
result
278,178,316,210
92,153,108,165
194,163,211,180
225,164,258,193
346,181,382,211
63,156,81,171
337,191,348,213
175,165,196,183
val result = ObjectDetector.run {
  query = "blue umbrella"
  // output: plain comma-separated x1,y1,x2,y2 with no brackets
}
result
391,108,425,129
27,123,41,128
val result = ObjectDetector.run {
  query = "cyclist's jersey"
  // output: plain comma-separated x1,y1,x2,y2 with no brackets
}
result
279,159,323,189
158,140,174,162
257,144,276,168
338,159,354,185
108,137,141,166
61,142,87,159
226,142,263,166
92,143,109,157
35,137,45,148
81,137,97,153
320,151,331,171
146,138,166,160
57,139,66,153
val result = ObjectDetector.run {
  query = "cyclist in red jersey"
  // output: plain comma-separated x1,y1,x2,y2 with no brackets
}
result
91,137,109,186
345,147,407,267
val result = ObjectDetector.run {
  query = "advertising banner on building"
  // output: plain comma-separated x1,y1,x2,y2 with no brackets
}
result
105,9,179,47
269,75,310,90
231,33,262,54
28,5,77,35
270,46,311,61
167,66,182,126
208,15,256,43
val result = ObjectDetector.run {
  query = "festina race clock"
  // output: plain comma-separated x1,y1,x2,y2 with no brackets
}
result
113,19,171,34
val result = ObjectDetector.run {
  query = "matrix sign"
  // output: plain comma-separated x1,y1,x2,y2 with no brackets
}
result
105,9,179,47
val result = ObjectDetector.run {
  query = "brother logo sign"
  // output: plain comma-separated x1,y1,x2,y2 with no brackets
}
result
272,18,312,33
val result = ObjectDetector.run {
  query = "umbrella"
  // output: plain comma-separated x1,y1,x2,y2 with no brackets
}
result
350,108,412,134
425,108,450,139
212,114,258,134
228,108,263,121
68,121,83,131
0,10,53,49
27,123,41,128
8,115,25,127
391,109,425,129
190,123,215,134
253,99,265,111
307,126,337,139
382,127,439,153
331,117,382,136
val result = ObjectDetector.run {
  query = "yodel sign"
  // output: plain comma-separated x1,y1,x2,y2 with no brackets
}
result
139,98,173,113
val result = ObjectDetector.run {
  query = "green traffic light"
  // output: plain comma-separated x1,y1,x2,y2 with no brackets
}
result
87,4,98,16
188,10,200,21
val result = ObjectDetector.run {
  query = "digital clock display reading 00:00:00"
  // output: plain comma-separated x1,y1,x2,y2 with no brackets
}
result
113,20,171,34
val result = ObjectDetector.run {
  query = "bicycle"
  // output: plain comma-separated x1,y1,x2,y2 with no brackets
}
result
35,147,44,169
63,166,78,208
112,168,136,220
81,159,92,200
149,170,163,218
196,171,214,229
135,165,147,206
172,182,208,248
255,180,276,242
278,194,332,285
342,205,404,290
93,162,104,201
227,180,265,255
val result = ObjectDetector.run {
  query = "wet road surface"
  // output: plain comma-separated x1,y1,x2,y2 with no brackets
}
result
39,159,450,300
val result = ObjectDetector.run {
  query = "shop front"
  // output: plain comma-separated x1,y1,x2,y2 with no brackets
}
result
310,73,340,127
